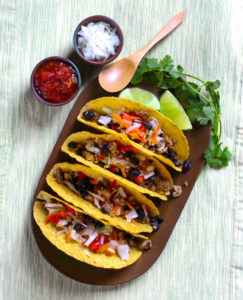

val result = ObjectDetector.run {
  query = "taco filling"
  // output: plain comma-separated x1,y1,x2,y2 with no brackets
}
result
82,108,182,167
40,197,152,260
67,137,171,194
53,167,162,230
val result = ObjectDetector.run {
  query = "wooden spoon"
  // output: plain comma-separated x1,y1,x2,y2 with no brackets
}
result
98,12,185,93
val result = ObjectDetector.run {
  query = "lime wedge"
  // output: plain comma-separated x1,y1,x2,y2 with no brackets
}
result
159,90,192,130
119,87,160,110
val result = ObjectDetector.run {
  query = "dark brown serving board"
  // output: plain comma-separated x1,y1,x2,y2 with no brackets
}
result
31,78,210,285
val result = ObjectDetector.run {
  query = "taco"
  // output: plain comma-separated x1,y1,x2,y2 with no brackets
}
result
62,132,174,200
34,191,152,269
46,163,161,234
77,97,189,171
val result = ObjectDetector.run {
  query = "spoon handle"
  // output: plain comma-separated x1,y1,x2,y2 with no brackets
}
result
133,12,186,62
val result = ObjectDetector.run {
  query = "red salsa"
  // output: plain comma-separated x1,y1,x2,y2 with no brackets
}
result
34,60,78,102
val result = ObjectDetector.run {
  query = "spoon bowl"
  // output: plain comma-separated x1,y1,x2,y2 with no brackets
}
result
98,58,137,93
98,12,185,93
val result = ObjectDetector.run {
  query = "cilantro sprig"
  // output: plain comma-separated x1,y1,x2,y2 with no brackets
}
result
131,55,231,168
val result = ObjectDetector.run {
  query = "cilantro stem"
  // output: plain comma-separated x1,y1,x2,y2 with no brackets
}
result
182,80,221,139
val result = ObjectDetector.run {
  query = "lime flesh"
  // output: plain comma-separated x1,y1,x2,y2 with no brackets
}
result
159,90,192,130
119,87,160,110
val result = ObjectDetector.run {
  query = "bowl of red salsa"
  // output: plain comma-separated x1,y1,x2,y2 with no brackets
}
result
31,56,81,106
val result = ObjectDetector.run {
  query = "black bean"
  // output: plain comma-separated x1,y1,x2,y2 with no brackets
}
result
173,160,182,167
79,189,88,199
115,170,122,176
130,156,140,166
124,151,133,158
124,205,130,211
84,215,95,223
162,153,169,158
149,175,157,182
97,181,105,188
95,221,104,228
77,177,89,188
167,148,177,158
150,219,159,231
77,148,83,156
101,207,107,214
129,168,140,177
83,110,95,120
74,223,84,231
144,121,152,130
136,208,145,220
124,232,132,239
156,216,164,223
101,143,109,154
182,160,191,173
68,141,77,148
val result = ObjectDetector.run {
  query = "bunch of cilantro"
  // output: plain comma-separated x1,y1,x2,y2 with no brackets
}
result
131,55,232,168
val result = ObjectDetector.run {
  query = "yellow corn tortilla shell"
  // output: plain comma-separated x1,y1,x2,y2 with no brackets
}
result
62,131,173,200
77,97,189,171
33,200,142,269
46,163,159,234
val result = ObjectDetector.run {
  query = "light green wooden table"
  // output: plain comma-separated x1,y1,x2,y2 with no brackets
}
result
0,0,242,299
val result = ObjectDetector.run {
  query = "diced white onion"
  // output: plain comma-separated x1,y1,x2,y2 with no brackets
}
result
125,209,138,221
85,232,98,246
81,228,94,237
56,230,65,236
88,191,105,202
144,171,155,180
109,240,119,250
100,235,104,245
118,186,126,198
64,181,76,193
82,247,91,257
94,198,101,209
98,115,112,126
150,120,158,130
77,21,120,61
117,245,129,260
158,143,166,152
71,230,85,244
125,123,141,134
117,206,121,216
87,146,100,153
45,203,64,208
56,219,68,227
142,205,148,217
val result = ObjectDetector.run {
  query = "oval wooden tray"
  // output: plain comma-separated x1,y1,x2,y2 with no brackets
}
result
31,78,210,285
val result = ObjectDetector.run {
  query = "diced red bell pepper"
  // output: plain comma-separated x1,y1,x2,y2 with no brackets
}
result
109,165,116,173
78,171,86,179
139,125,145,132
111,124,118,131
145,205,150,213
45,210,67,225
98,154,104,160
89,235,101,253
134,175,144,184
117,145,136,153
64,204,75,215
110,179,117,190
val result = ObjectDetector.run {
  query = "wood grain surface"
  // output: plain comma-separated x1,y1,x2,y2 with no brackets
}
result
0,0,242,299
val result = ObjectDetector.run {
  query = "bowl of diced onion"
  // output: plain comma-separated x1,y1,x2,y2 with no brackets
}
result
73,15,124,65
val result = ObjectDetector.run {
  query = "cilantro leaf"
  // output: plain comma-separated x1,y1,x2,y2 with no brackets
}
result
130,55,231,169
197,106,215,125
204,135,232,168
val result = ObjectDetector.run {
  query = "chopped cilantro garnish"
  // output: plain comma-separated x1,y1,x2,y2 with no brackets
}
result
131,56,231,168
